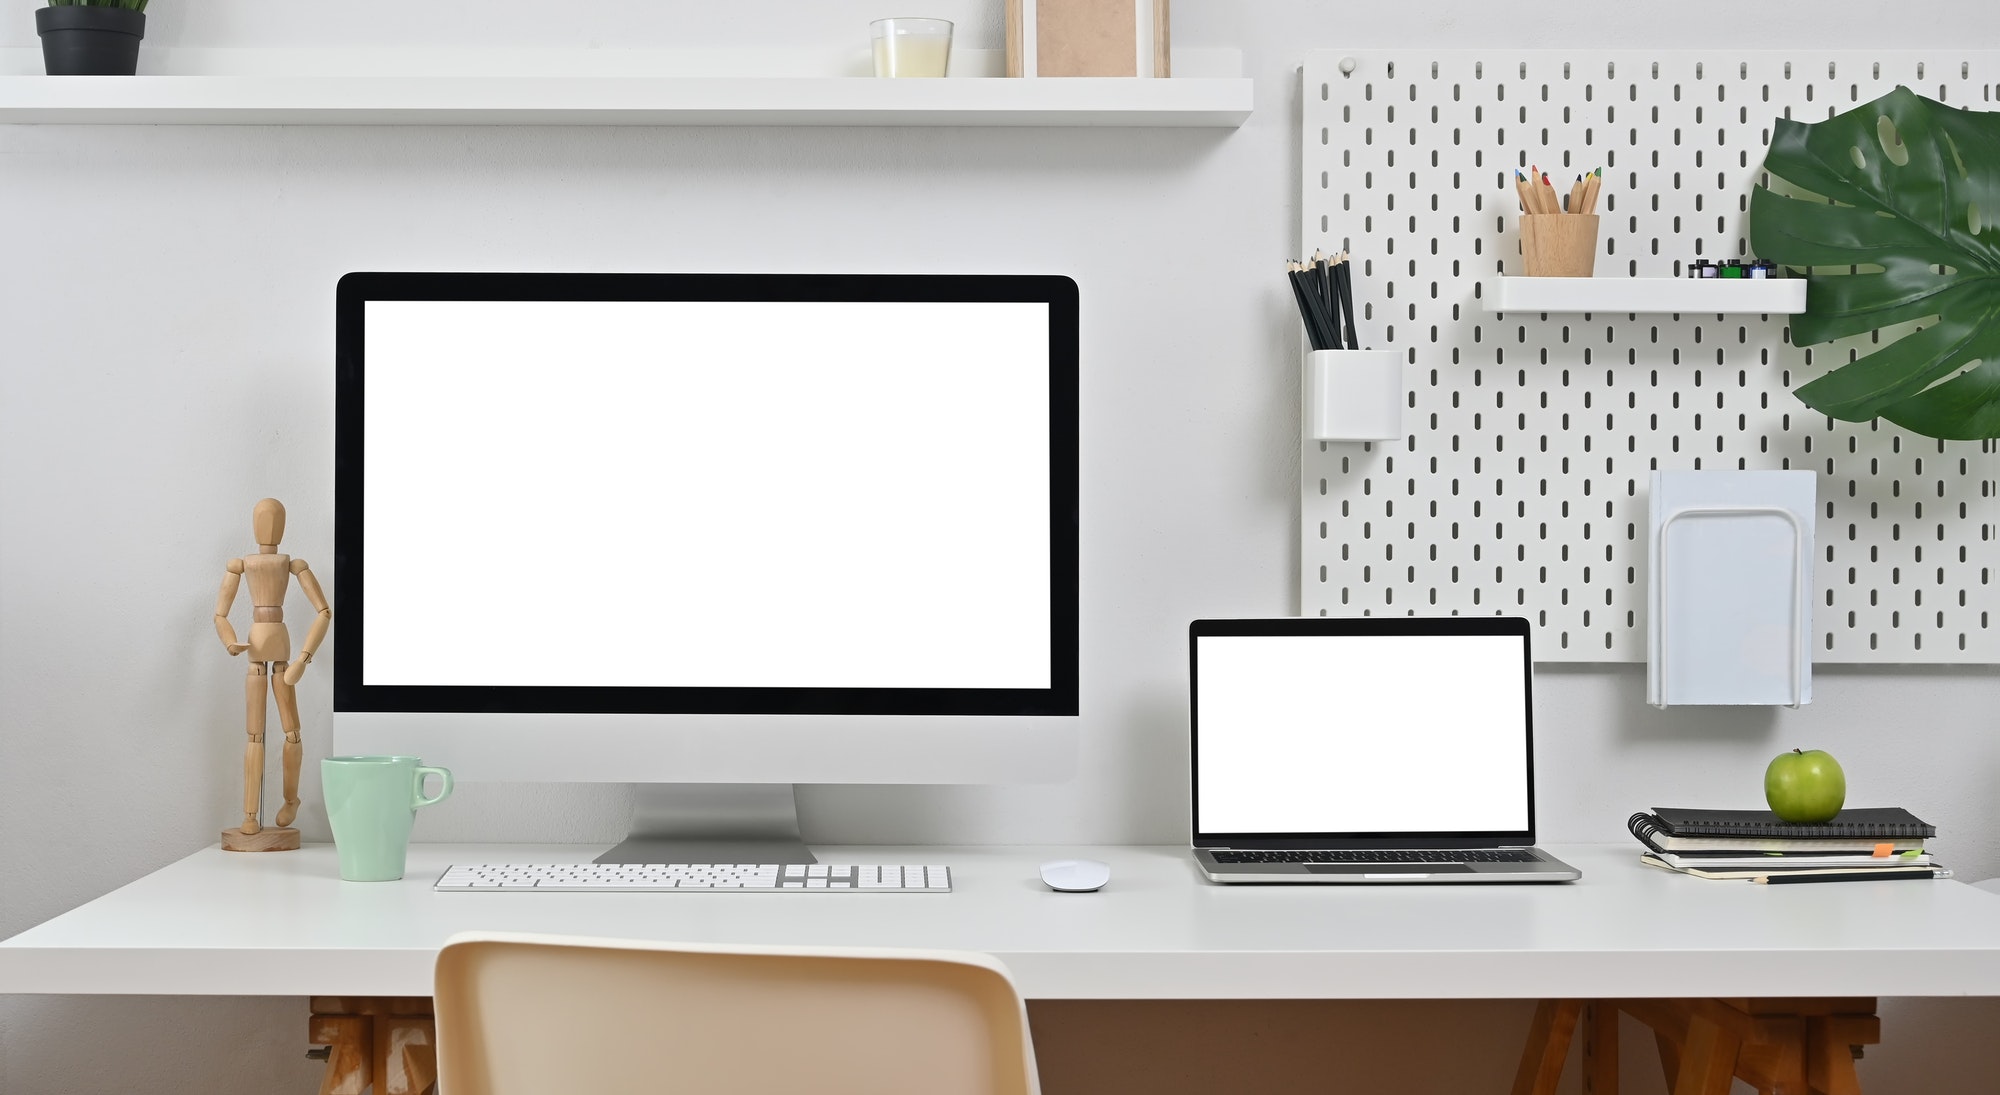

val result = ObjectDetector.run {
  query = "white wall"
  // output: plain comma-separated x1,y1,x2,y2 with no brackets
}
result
3,2,1998,1092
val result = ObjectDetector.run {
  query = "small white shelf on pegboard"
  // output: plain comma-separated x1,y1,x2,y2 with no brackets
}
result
1482,277,1807,314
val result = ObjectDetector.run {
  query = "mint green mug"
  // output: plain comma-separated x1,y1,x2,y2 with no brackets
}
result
322,755,453,882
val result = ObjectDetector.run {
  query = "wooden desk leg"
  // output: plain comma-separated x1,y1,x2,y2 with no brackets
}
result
308,1014,371,1095
376,1016,438,1095
1806,1015,1879,1095
1672,1014,1742,1095
312,997,438,1095
1583,1002,1618,1095
1510,999,1583,1095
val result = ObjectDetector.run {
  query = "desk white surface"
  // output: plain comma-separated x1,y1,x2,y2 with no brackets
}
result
4,844,1999,1000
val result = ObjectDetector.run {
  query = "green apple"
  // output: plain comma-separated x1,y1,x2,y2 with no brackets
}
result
1764,748,1846,823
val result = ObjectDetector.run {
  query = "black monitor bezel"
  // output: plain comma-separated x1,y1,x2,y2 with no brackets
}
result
1187,616,1537,849
335,271,1080,717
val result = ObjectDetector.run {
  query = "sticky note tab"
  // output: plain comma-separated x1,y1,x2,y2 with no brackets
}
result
1873,843,1894,858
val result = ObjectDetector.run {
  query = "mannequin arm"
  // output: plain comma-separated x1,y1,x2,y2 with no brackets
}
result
282,559,332,685
215,558,247,655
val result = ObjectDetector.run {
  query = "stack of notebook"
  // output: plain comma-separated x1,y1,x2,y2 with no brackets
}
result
1628,807,1948,883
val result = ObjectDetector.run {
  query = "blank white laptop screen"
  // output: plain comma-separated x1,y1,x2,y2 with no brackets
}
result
1194,633,1531,835
362,298,1052,689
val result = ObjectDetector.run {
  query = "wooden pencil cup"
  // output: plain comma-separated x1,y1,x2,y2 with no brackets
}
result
1520,214,1599,277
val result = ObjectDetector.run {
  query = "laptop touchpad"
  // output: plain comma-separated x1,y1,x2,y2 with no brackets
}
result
1304,864,1476,875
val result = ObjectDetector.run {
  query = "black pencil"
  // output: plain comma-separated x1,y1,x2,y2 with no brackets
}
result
1332,256,1359,350
1286,266,1333,351
1753,869,1939,885
1324,265,1346,351
1286,268,1317,349
1317,254,1338,349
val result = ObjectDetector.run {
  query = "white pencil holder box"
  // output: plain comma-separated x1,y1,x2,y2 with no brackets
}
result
1305,348,1402,442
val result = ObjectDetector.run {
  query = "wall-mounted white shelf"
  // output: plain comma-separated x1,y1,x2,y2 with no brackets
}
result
1481,276,1808,314
0,74,1253,127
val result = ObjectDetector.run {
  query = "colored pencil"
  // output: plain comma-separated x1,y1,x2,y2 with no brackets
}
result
1514,163,1602,215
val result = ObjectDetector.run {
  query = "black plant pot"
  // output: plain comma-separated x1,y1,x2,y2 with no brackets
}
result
36,6,146,76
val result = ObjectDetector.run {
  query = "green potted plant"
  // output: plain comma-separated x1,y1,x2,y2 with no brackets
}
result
36,0,149,77
1751,87,2000,441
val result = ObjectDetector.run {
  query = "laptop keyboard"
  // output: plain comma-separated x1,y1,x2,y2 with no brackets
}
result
1211,849,1541,864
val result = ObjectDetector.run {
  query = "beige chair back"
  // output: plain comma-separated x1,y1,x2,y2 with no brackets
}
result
435,932,1041,1094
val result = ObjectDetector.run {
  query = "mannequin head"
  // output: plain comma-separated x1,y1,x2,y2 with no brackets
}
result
253,498,286,550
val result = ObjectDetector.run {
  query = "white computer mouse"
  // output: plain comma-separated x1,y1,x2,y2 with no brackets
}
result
1038,858,1111,892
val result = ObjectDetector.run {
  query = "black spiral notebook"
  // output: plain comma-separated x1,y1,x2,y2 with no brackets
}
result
1648,807,1935,840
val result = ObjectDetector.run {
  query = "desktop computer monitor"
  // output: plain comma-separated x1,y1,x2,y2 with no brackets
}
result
332,272,1079,862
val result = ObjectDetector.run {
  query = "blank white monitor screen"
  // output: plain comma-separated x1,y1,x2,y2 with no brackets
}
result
361,297,1052,691
1193,631,1532,836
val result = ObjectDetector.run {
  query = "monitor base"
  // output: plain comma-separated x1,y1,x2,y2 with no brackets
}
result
595,783,815,865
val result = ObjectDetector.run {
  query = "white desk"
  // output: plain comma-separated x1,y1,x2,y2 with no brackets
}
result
11,843,2000,1007
6,843,2000,1001
19,851,2000,1095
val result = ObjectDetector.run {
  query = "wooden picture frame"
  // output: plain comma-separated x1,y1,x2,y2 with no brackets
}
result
1006,0,1170,78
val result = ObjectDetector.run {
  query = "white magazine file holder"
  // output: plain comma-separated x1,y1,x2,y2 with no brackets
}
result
1647,472,1815,708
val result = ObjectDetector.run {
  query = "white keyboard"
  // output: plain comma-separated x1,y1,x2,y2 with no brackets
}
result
435,863,952,892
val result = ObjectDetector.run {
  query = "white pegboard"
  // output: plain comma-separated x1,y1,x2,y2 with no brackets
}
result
1301,50,2000,663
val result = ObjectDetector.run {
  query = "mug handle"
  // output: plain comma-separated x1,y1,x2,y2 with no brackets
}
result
412,766,454,809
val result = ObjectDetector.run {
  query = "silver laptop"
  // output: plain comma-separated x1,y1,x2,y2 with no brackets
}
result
1190,616,1580,884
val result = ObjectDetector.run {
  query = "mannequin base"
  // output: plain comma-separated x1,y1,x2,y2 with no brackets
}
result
222,826,300,852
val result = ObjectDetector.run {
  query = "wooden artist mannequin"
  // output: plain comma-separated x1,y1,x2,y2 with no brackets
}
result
214,498,332,852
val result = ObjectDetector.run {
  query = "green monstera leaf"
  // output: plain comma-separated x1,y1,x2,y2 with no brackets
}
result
1750,86,2000,440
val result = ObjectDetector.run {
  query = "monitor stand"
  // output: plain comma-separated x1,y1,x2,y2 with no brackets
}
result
595,784,816,865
